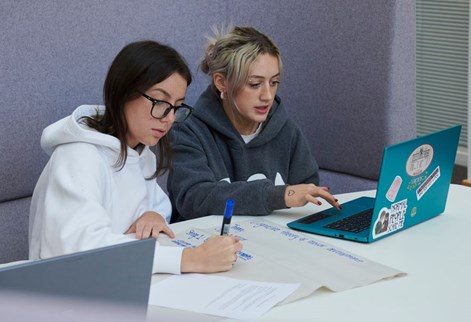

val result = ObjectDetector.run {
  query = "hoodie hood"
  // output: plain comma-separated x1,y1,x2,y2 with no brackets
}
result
41,105,121,156
192,86,288,147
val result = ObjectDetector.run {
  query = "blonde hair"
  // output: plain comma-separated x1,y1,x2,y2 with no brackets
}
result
201,26,282,101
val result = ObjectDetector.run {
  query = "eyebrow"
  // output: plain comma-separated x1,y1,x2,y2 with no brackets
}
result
248,73,281,80
150,88,186,102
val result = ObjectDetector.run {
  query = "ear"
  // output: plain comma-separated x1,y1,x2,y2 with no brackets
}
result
213,73,227,93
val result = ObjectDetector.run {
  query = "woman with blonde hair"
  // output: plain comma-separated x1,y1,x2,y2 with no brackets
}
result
168,26,340,222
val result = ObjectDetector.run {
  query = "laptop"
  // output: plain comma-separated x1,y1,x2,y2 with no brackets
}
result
0,239,155,318
287,125,461,243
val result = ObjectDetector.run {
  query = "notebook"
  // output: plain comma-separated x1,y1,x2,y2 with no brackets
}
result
0,238,155,317
287,125,461,243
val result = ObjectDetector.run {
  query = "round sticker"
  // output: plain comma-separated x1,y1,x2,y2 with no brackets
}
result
406,144,434,176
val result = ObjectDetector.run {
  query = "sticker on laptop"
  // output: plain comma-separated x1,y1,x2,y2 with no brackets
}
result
410,207,417,218
386,175,402,202
416,166,440,200
373,208,390,238
373,199,407,239
406,144,434,176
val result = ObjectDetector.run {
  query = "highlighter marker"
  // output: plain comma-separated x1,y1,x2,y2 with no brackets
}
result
220,199,235,235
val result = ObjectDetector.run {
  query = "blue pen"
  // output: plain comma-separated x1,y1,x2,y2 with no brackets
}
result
220,199,235,235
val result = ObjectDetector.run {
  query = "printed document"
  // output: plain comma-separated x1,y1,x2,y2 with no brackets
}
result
149,274,299,321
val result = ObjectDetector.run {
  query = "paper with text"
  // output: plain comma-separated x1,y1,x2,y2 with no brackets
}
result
149,274,299,321
154,218,406,305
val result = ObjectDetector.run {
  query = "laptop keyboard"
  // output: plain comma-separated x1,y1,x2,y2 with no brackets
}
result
324,208,374,233
298,212,331,224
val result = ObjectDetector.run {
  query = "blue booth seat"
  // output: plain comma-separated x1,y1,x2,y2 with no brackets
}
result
0,0,415,263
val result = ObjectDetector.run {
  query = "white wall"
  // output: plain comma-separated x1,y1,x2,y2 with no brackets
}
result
469,3,471,180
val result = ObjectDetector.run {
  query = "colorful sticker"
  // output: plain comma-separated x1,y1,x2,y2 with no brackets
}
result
373,207,390,238
406,144,434,176
406,172,428,191
389,199,407,231
386,175,402,202
410,207,417,218
373,199,407,239
416,166,440,200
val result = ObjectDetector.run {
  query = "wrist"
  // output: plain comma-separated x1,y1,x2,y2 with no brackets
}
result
181,247,203,273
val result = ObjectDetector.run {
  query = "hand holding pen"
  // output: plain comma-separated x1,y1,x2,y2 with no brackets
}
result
182,199,241,272
220,199,234,235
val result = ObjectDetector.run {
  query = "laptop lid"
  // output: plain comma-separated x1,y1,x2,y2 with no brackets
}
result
0,238,155,310
287,125,461,243
369,125,461,241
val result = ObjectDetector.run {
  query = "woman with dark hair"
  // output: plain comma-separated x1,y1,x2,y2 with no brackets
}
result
29,40,242,274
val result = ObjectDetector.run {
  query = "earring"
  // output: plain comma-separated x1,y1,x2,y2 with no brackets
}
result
220,91,226,100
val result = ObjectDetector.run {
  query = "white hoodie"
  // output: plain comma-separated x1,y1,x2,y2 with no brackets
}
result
29,105,183,274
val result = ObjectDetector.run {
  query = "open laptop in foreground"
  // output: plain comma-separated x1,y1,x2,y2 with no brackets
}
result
0,238,155,320
288,125,461,243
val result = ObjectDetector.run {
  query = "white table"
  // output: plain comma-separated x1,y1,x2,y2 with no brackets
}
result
148,184,471,322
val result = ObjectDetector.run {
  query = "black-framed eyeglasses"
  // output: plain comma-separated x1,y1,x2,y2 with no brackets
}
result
141,92,193,123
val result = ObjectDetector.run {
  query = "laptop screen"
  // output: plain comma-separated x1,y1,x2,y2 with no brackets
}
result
0,239,155,318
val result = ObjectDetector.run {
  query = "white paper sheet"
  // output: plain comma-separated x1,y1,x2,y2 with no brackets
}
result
149,274,299,321
156,218,406,305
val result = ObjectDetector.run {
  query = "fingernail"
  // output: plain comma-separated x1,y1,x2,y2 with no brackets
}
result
334,198,338,202
317,201,322,205
339,205,343,210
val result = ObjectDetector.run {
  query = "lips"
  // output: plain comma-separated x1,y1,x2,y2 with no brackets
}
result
254,105,269,114
152,128,166,138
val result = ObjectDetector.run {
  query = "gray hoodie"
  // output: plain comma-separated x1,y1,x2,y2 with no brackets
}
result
168,86,319,221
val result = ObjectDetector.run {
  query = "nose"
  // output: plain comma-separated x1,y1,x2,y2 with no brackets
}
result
160,108,177,124
260,83,274,101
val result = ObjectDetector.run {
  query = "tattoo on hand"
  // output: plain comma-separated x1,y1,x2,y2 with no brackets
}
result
288,190,295,196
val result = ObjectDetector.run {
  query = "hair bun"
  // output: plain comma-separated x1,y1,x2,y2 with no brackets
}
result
200,44,215,74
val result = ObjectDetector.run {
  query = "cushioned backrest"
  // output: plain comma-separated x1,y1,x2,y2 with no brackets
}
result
0,198,30,262
0,0,415,203
286,0,416,181
0,0,415,262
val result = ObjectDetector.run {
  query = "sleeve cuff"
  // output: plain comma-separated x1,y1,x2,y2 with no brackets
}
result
266,184,288,211
152,243,184,274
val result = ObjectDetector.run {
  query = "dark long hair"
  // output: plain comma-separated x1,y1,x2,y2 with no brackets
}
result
83,40,192,179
